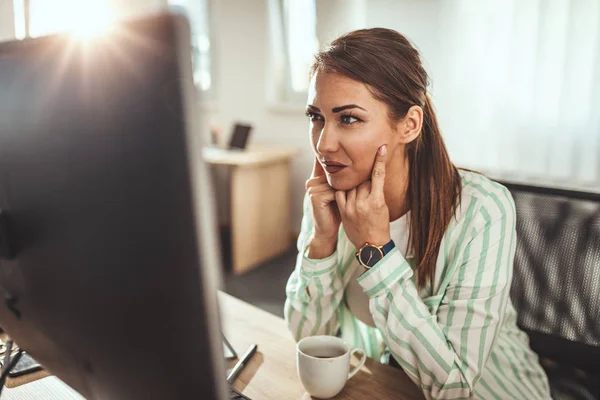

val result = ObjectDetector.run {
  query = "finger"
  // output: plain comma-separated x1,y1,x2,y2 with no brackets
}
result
356,180,371,201
307,181,336,196
335,190,347,213
311,158,326,178
305,175,328,189
308,188,336,205
317,190,337,204
347,187,357,206
307,183,335,196
370,145,387,196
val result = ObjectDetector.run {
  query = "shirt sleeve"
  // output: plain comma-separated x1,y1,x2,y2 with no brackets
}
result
284,194,348,341
358,191,516,400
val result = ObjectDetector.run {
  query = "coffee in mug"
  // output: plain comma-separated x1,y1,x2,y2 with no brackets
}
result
296,335,367,399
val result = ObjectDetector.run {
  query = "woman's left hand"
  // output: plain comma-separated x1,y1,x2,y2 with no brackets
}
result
336,145,391,250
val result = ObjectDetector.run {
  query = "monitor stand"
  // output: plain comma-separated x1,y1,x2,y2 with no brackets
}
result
222,333,237,359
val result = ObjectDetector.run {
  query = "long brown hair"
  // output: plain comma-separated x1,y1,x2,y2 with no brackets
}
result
310,28,461,290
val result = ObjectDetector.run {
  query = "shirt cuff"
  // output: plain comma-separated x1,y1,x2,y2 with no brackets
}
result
299,248,338,278
356,247,412,298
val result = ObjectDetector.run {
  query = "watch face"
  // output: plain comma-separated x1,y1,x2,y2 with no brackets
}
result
359,246,383,267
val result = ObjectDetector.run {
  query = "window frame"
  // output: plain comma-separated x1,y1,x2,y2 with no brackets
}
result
168,0,216,101
268,0,317,108
0,0,16,41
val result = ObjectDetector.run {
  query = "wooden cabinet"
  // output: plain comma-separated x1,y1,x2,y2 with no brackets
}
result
203,145,300,274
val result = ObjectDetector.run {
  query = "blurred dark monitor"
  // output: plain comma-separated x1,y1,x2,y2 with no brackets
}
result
228,123,252,150
0,12,229,400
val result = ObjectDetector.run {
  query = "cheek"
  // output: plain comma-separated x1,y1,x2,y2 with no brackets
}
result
346,128,383,171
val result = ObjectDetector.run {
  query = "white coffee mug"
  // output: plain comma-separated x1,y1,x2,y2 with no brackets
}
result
296,335,367,399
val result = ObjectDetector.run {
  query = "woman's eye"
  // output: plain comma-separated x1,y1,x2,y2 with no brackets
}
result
340,114,361,125
306,111,324,122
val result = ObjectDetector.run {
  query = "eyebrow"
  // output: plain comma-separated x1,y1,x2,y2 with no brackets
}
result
332,104,366,113
306,104,367,113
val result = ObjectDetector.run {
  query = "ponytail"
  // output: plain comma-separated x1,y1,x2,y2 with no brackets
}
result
408,95,461,291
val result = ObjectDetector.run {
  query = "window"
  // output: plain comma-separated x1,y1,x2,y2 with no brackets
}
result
270,0,318,103
431,0,600,190
13,0,115,39
11,0,214,95
282,0,318,94
168,0,213,93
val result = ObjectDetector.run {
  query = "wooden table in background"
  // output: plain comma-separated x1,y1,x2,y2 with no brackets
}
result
220,292,424,400
203,145,300,275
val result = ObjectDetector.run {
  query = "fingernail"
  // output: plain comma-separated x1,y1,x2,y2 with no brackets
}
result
379,145,387,156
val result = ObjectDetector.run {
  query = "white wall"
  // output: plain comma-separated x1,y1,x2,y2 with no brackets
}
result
365,0,443,90
110,0,166,18
315,0,366,45
0,0,15,42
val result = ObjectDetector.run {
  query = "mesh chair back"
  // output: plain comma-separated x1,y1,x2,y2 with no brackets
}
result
503,182,600,372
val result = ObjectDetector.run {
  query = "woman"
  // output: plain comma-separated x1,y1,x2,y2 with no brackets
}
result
284,28,551,400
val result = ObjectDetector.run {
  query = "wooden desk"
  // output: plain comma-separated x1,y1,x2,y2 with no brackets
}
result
220,292,424,400
0,294,423,400
203,145,300,275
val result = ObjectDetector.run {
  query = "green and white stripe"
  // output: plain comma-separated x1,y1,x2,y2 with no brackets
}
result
284,171,551,400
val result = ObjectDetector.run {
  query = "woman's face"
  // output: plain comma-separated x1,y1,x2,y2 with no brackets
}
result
306,71,404,191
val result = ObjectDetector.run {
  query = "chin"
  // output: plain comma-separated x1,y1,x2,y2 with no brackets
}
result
326,174,361,191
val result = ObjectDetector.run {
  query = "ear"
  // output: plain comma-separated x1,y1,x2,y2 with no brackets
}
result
394,105,423,144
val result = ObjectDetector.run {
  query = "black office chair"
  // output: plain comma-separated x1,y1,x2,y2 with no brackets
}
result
502,182,600,400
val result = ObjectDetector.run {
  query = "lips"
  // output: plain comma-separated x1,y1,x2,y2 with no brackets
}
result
322,161,347,174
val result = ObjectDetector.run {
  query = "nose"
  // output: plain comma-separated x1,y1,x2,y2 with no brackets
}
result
315,123,339,155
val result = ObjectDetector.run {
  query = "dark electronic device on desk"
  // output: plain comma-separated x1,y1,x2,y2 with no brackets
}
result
0,12,251,400
0,352,43,378
228,123,253,150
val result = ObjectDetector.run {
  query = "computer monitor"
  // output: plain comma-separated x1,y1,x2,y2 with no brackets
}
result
0,13,229,400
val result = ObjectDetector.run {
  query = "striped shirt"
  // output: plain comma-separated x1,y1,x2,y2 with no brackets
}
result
285,171,551,400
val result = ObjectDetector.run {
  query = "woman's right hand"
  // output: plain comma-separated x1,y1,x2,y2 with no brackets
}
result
305,159,340,259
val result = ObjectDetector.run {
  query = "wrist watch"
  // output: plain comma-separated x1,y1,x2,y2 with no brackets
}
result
356,240,395,269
